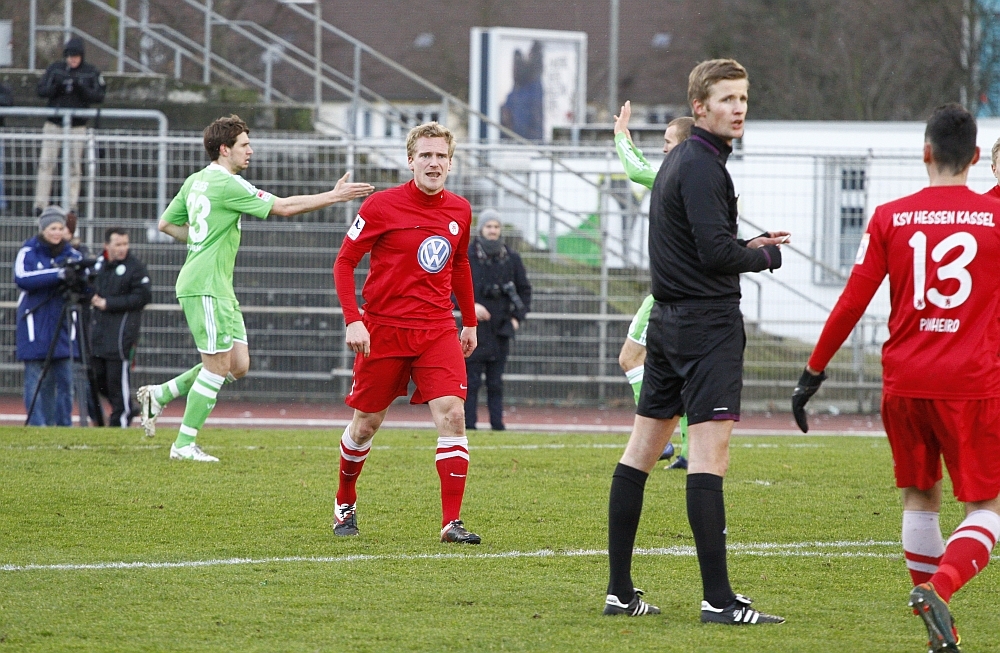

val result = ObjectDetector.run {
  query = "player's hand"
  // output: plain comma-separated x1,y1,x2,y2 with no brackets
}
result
613,100,633,141
330,172,375,203
475,302,491,321
747,231,791,248
791,366,826,433
345,320,371,357
460,326,477,358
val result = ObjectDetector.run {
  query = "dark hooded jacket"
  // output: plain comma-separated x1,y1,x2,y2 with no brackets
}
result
37,37,106,127
465,237,532,362
88,250,151,360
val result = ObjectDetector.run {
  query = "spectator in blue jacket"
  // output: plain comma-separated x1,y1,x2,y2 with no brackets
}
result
15,205,83,426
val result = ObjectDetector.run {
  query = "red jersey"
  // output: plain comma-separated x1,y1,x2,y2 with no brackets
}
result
334,179,477,329
810,185,1000,399
984,184,1000,200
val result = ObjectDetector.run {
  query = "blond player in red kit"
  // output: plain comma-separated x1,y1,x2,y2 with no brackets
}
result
332,122,481,544
793,104,1000,653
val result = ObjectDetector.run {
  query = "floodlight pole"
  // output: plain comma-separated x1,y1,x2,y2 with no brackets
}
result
608,0,619,120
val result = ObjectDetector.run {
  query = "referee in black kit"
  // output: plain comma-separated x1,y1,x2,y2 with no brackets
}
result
603,59,791,624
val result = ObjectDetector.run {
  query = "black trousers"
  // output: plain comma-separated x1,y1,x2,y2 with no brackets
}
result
464,338,510,430
92,356,135,428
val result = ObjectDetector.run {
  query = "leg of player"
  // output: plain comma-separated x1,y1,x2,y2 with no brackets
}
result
137,364,203,437
668,414,690,470
166,345,243,463
333,408,386,537
604,414,676,616
911,494,1000,652
688,419,784,625
429,395,480,544
620,338,675,463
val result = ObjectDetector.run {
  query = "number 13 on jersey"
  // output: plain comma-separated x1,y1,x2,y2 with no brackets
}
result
907,230,977,310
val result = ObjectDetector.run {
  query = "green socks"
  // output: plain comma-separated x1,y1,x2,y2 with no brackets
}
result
173,368,225,449
154,363,203,405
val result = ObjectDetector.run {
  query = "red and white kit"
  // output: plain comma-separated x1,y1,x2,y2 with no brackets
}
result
333,179,477,411
810,185,1000,500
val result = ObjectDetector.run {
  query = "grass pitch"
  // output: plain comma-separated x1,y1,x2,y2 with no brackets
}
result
1,426,997,652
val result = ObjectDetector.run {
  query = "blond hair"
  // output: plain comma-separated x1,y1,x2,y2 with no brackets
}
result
406,122,456,159
667,116,695,140
687,59,749,108
991,136,1000,168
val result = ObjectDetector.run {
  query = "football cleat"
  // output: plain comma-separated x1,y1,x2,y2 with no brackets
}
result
603,588,661,616
701,594,785,625
667,455,688,470
169,443,219,462
136,385,162,438
440,519,481,544
333,503,359,537
909,583,961,652
658,442,675,461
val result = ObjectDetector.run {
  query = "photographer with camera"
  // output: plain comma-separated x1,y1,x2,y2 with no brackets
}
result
88,228,151,427
464,211,531,431
14,206,86,426
34,36,106,217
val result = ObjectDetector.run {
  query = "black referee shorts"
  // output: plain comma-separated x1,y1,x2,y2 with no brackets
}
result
637,301,745,425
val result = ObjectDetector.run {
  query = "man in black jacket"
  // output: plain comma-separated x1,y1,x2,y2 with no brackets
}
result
464,210,531,431
89,228,151,427
603,59,790,624
34,36,106,216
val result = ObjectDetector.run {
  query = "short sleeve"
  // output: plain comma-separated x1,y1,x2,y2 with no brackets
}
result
223,176,276,219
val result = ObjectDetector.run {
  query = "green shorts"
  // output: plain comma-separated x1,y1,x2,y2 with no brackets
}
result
626,294,655,346
179,295,246,354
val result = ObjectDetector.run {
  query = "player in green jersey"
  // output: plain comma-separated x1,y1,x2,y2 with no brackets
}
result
138,115,373,462
614,101,693,469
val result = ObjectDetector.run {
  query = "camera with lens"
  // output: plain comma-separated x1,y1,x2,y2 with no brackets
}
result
481,282,525,313
57,258,98,297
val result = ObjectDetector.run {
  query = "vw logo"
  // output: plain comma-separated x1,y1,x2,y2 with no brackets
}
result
417,236,452,273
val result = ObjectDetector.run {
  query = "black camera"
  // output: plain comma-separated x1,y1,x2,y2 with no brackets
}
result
57,258,98,296
501,281,526,313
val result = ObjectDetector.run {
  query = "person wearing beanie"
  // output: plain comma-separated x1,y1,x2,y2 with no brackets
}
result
14,205,85,426
34,36,106,215
463,210,531,431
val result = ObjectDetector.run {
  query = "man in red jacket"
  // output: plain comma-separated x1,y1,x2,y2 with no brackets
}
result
333,122,481,544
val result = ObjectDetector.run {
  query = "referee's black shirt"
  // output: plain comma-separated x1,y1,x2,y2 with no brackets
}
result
649,126,778,304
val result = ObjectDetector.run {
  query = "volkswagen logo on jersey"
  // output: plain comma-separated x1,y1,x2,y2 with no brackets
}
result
417,235,452,273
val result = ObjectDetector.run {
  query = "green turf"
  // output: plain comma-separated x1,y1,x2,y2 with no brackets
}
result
0,427,997,652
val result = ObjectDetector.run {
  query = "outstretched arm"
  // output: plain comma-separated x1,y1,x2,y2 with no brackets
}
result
614,101,656,189
270,172,374,217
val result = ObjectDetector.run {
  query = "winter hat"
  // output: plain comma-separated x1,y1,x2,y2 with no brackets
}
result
38,205,67,232
478,208,502,234
63,37,85,58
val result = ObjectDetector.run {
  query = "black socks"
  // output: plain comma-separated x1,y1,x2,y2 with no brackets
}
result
607,463,649,601
686,472,735,608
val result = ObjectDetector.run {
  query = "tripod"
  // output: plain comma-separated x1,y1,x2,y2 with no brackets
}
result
24,288,104,427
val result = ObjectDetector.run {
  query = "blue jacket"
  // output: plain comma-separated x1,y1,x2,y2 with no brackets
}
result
14,236,82,361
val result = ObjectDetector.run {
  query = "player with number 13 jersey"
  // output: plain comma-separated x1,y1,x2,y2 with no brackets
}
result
810,180,1000,398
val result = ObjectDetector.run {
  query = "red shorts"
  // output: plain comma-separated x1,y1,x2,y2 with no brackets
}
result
345,322,467,413
882,393,1000,502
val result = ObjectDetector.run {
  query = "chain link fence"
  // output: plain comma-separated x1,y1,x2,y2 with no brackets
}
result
1,125,961,411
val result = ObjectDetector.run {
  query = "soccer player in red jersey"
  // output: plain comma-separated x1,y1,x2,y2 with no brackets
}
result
793,104,1000,653
332,122,481,544
986,136,1000,200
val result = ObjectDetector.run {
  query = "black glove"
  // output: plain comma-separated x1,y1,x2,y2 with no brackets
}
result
791,367,826,433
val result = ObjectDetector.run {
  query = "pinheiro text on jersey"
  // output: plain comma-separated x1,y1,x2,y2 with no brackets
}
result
919,318,960,333
892,210,995,227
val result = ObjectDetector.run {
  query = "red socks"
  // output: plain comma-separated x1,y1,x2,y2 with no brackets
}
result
902,510,945,585
436,436,469,526
336,425,371,507
929,509,1000,603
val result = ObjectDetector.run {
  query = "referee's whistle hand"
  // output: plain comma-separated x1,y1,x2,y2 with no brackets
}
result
748,231,791,249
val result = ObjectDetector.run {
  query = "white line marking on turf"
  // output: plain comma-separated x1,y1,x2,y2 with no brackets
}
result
11,540,991,574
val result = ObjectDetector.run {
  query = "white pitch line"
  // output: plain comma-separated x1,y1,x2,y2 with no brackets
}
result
8,540,974,574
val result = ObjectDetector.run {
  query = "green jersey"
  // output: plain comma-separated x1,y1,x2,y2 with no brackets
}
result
161,163,276,300
614,132,656,190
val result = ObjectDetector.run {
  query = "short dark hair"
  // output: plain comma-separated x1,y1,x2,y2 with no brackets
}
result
204,115,249,161
925,103,977,175
104,227,128,243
